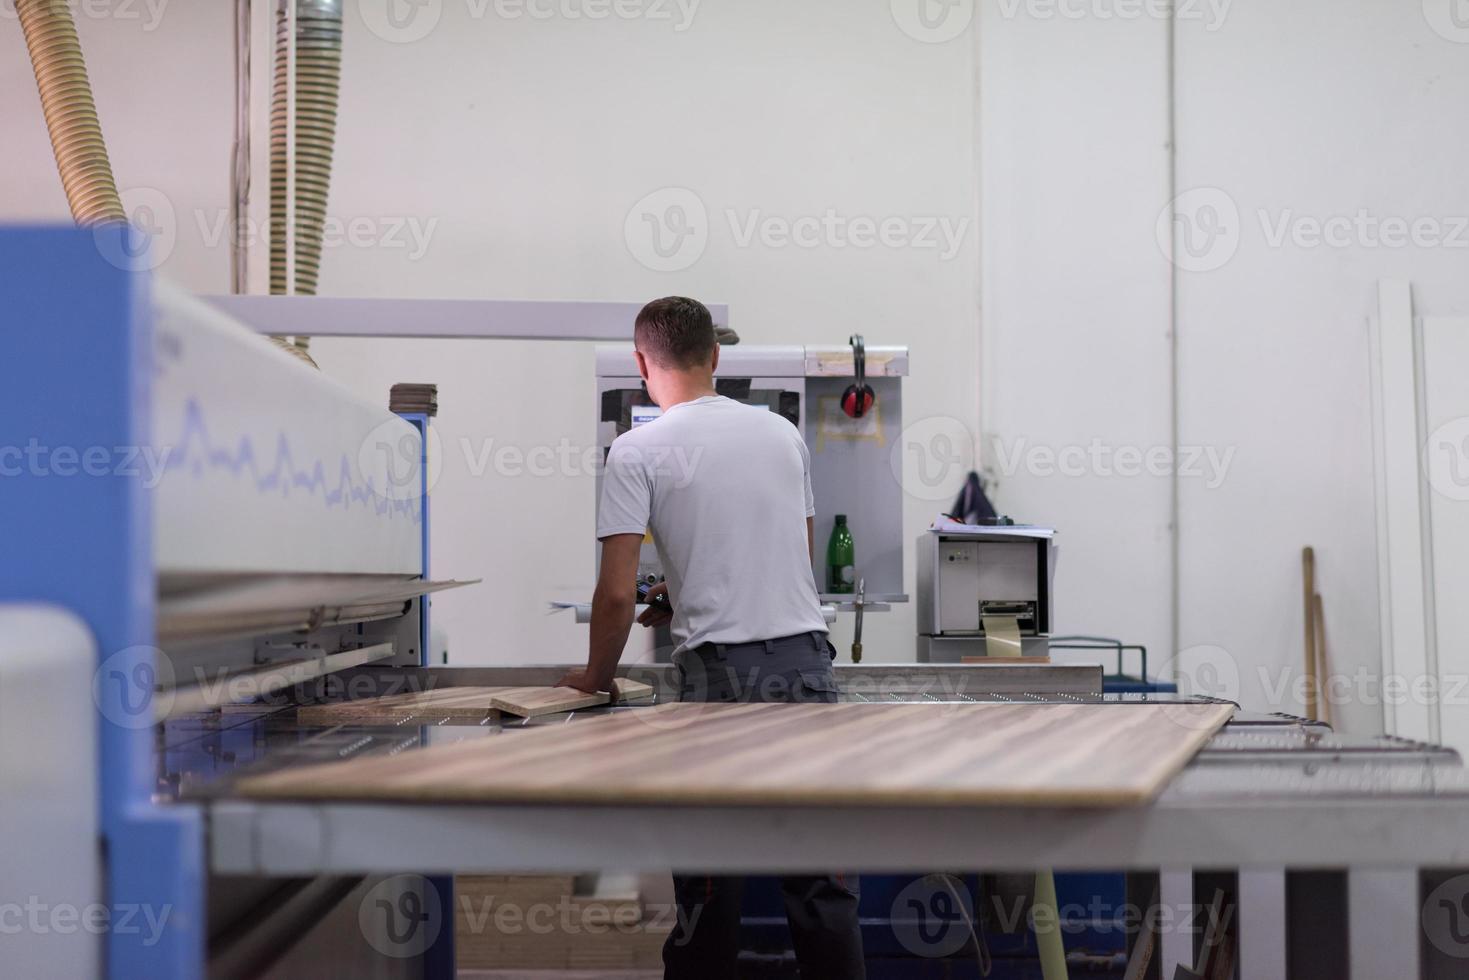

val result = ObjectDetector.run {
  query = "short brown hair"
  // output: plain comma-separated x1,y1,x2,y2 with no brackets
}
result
634,296,716,369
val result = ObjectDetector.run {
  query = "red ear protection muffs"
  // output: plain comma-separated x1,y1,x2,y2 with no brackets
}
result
841,334,875,419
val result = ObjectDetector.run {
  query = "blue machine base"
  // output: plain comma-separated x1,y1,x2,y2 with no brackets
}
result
739,872,1131,976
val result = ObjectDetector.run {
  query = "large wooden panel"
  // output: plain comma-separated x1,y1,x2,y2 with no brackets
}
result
295,681,653,725
241,701,1231,807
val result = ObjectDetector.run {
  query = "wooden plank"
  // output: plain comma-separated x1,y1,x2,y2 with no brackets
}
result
239,701,1232,808
1303,547,1318,721
296,687,504,726
295,681,654,726
490,681,652,718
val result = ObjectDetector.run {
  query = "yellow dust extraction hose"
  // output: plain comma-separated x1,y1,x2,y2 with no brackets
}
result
17,0,125,225
1034,870,1070,980
270,0,342,364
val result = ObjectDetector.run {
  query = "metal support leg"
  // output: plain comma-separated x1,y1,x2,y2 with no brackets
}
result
1158,869,1194,978
1349,869,1421,980
1237,870,1287,980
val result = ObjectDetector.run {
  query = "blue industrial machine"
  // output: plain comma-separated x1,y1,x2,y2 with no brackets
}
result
3,225,202,978
0,225,454,978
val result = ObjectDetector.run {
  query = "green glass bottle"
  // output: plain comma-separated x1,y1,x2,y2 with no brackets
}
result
827,515,855,594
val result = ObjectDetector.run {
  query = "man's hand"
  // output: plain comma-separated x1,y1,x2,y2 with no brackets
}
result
563,533,640,701
637,581,673,628
555,668,620,701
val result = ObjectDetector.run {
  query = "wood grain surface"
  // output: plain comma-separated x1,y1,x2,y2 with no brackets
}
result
493,680,652,718
295,680,654,726
243,701,1231,808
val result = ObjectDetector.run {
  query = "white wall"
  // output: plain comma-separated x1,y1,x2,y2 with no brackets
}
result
8,2,1468,727
977,4,1175,679
0,0,980,666
977,0,1469,732
1174,1,1469,734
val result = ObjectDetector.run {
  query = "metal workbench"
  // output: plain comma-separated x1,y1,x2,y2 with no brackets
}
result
166,663,1469,978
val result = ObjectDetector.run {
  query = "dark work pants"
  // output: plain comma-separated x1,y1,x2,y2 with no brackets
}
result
663,631,866,980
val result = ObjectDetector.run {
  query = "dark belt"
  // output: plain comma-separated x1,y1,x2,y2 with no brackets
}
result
685,630,833,662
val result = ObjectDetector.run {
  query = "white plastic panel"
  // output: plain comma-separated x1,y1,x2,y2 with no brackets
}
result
152,284,423,576
937,540,983,632
1370,281,1434,741
0,605,100,980
1422,316,1469,759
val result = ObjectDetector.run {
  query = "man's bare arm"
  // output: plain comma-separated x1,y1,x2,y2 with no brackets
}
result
807,516,815,563
557,533,642,694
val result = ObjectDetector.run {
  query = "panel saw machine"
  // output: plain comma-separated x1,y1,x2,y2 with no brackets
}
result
1,225,1093,979
7,226,1469,980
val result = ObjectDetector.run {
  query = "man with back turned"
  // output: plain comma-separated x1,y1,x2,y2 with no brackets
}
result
558,296,865,979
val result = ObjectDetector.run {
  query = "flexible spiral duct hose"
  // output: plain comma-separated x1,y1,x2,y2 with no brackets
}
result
270,0,342,297
270,0,341,363
18,0,125,225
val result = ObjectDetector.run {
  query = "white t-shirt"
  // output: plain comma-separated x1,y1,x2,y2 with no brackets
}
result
597,394,828,655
